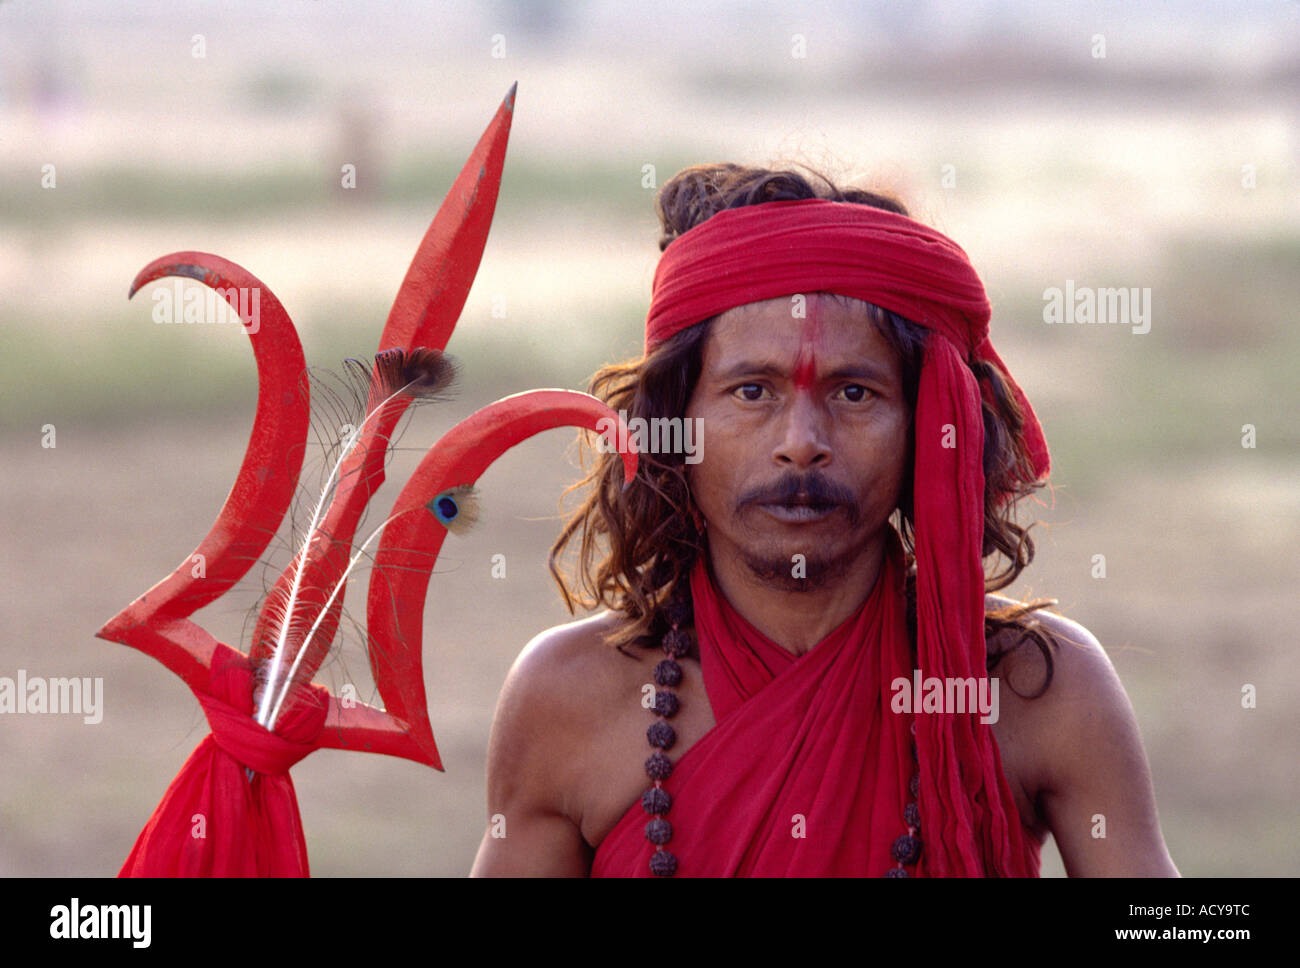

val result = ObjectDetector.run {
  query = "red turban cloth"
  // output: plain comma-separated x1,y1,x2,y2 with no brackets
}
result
595,198,1050,875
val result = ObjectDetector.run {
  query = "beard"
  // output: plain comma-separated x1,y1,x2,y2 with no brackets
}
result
717,469,875,591
735,533,873,592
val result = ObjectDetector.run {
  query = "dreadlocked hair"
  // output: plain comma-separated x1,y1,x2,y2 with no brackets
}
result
549,162,1061,697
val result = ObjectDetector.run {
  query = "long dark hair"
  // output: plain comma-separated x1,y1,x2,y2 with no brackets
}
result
550,163,1060,696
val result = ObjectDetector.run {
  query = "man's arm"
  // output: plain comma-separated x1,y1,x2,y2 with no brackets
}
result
1029,613,1180,876
470,626,593,876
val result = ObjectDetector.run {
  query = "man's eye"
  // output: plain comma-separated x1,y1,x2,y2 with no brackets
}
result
733,383,767,402
840,384,872,402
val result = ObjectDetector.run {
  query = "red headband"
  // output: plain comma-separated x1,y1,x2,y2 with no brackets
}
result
646,198,1048,478
644,196,1052,874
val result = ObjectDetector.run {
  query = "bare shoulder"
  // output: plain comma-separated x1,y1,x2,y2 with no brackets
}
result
488,609,634,783
513,610,635,685
511,614,650,761
984,593,1123,713
987,598,1141,775
500,611,644,743
471,610,639,875
985,594,1178,875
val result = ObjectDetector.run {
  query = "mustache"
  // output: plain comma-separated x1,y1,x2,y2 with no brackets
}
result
736,471,860,523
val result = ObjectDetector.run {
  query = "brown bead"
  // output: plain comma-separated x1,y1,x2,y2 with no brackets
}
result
649,850,678,877
641,787,672,814
884,867,909,878
664,598,692,628
647,721,676,750
662,627,691,657
645,751,673,780
653,690,680,718
645,817,673,845
653,659,682,688
904,801,921,830
891,833,922,865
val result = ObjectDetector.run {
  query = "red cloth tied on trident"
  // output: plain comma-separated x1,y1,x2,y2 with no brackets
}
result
119,642,329,876
601,198,1050,875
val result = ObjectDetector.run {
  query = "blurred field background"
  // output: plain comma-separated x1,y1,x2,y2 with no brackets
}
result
1,0,1296,877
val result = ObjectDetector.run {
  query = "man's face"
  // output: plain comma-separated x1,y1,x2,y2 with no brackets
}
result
683,293,911,590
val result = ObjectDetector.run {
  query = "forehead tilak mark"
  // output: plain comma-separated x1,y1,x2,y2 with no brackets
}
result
792,292,823,391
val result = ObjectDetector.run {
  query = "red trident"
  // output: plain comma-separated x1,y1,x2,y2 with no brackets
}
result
97,85,637,876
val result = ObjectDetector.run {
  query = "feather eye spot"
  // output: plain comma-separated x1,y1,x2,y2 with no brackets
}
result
425,484,479,536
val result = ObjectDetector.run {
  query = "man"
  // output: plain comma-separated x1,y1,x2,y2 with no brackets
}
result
470,165,1178,877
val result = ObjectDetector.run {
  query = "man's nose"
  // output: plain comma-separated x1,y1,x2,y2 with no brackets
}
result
772,392,831,468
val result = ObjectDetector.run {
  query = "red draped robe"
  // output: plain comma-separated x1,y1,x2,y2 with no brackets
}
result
592,530,1041,877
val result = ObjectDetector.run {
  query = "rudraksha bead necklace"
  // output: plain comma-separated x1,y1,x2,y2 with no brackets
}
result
885,720,923,876
641,588,691,877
